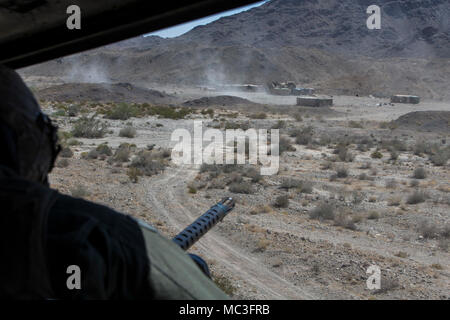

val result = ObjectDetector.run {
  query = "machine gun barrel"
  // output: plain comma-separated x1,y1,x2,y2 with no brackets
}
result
173,197,235,250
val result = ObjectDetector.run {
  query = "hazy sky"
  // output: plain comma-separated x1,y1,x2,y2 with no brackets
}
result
146,1,268,38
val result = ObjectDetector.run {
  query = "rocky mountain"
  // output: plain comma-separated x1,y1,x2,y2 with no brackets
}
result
22,0,450,99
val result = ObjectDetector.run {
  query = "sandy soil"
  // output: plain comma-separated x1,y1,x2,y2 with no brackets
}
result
41,88,450,300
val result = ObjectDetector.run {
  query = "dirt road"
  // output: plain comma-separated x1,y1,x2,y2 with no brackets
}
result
143,165,318,299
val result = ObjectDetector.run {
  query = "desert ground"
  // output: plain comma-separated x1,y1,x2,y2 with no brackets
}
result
28,79,450,300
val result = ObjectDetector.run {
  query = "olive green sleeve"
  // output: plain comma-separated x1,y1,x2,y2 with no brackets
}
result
138,222,229,300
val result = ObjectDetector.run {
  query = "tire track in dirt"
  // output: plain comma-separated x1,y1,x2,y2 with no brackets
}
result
144,165,317,299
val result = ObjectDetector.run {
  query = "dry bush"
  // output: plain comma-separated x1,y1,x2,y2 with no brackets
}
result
119,126,137,138
249,112,267,119
229,182,254,194
292,126,314,145
278,136,296,154
212,274,236,297
370,150,383,159
335,144,354,162
127,167,142,183
309,203,335,221
412,167,427,179
71,115,108,138
255,238,271,252
430,148,449,166
96,143,113,156
387,196,401,206
250,205,272,215
59,147,73,158
273,195,289,208
130,151,167,176
352,191,364,205
409,179,420,188
105,102,139,120
336,166,349,178
56,158,69,168
334,212,357,230
367,211,380,220
385,179,397,189
418,221,439,239
406,190,428,204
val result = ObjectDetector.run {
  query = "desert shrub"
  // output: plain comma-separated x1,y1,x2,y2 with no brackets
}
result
273,195,289,208
56,158,69,168
246,167,262,183
387,196,401,206
418,221,439,239
293,112,303,122
119,126,137,138
188,185,197,194
293,126,314,145
271,120,286,130
71,185,90,198
130,151,167,176
409,179,419,188
336,166,349,178
334,144,354,162
71,116,108,138
213,275,236,296
309,203,335,220
371,150,383,159
430,149,449,166
249,112,267,119
439,239,449,251
321,161,333,170
112,143,132,163
227,172,243,185
385,179,397,189
412,167,427,179
209,178,227,189
367,211,380,220
85,149,99,159
389,150,399,161
348,120,363,129
60,147,73,158
334,213,357,230
96,143,113,156
381,138,407,152
250,205,272,215
352,191,364,205
224,121,249,130
52,109,66,117
105,103,139,120
440,224,450,238
299,181,313,194
200,108,214,117
127,167,142,183
67,138,82,146
406,190,428,204
329,174,338,182
280,178,302,190
229,182,254,194
148,105,194,119
67,104,80,117
358,173,369,180
278,137,296,154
